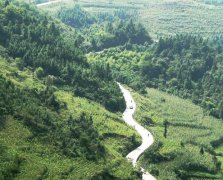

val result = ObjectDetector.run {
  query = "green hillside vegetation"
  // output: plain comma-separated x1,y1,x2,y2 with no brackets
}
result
142,35,223,121
88,35,223,178
130,87,223,179
141,36,223,119
138,0,223,38
37,0,223,38
1,0,223,179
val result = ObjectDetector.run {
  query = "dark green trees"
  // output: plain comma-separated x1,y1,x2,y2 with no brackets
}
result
219,101,223,119
57,5,96,28
163,120,169,138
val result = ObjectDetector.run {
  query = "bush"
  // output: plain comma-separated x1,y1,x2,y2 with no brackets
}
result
34,67,44,78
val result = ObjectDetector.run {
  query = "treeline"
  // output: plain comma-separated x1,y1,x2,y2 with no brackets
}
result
57,5,96,28
90,20,153,51
141,35,223,120
0,1,124,112
57,5,152,51
97,8,138,23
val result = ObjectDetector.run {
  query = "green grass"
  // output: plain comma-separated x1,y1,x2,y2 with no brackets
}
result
138,0,223,38
0,58,46,90
130,87,223,179
216,145,223,154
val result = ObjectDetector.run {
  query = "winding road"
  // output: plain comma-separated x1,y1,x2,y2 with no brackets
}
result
117,83,156,180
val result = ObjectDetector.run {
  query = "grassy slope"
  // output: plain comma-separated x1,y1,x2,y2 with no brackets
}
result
138,0,223,38
130,87,223,179
0,57,141,179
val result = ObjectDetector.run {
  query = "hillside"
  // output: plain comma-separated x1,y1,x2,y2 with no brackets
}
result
0,0,126,112
132,87,223,179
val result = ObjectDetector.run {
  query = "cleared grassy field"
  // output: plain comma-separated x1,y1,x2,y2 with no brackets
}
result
130,87,223,179
138,0,223,38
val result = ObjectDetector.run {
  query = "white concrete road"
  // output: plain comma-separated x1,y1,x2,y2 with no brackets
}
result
36,0,62,7
118,83,156,180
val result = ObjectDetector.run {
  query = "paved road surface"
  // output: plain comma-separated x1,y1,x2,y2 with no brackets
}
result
118,83,156,180
36,0,62,7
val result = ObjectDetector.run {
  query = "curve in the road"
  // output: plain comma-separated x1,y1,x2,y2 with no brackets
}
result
117,83,156,180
